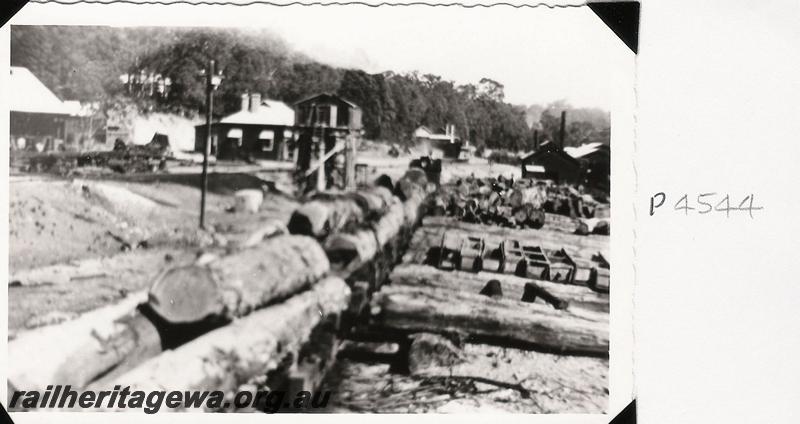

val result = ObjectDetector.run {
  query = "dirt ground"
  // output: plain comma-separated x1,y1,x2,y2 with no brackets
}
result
8,170,299,333
9,172,298,271
323,342,607,413
322,200,610,413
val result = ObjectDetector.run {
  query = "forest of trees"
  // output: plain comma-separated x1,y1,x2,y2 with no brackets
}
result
11,26,610,151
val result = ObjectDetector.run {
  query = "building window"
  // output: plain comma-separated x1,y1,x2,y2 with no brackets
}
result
259,129,274,151
227,128,243,147
316,106,331,127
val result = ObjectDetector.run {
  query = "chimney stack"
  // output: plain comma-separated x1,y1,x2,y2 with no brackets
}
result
240,93,249,112
559,110,567,149
249,93,262,112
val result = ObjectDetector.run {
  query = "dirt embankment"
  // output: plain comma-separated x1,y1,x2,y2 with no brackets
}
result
8,174,300,332
10,173,298,271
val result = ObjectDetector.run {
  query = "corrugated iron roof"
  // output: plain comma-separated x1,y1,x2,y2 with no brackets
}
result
9,66,72,115
219,99,295,126
565,142,605,159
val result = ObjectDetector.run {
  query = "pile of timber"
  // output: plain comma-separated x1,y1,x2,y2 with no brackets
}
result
366,263,609,356
290,169,434,271
8,168,434,409
8,235,337,393
428,175,609,233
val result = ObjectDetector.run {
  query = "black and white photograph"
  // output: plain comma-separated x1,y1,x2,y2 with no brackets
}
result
3,1,636,416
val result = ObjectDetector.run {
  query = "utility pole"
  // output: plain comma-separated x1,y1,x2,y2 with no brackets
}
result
200,60,222,229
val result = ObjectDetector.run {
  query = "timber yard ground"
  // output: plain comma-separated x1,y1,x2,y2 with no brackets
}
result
8,152,608,414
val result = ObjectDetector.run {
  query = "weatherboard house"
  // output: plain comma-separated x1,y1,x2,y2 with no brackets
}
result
194,93,295,161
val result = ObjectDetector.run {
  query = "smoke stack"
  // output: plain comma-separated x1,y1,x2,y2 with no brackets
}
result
249,93,262,112
240,93,249,111
534,129,539,149
559,110,567,149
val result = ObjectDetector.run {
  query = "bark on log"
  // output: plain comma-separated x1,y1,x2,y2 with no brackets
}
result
388,264,608,314
287,198,363,239
372,285,608,356
224,219,288,251
324,230,379,267
87,277,351,407
8,291,150,391
402,189,427,228
394,168,431,202
149,235,329,323
373,200,406,247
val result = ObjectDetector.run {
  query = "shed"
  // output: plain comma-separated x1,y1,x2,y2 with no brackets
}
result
293,93,362,131
566,142,610,190
520,141,582,183
9,66,73,152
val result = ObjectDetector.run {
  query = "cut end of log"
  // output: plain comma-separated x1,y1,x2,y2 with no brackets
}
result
148,265,221,324
288,203,330,238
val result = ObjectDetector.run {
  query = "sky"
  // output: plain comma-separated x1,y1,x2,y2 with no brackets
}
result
13,2,633,110
239,5,632,109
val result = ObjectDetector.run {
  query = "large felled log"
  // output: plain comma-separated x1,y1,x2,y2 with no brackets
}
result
394,168,431,202
388,264,608,313
372,285,608,356
324,200,406,265
287,186,394,238
86,277,351,407
8,291,150,391
346,186,395,214
149,235,329,323
401,188,427,228
10,235,331,392
323,168,430,267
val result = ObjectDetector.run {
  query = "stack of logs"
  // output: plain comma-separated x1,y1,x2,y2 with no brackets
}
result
8,168,434,411
428,175,609,232
368,264,609,356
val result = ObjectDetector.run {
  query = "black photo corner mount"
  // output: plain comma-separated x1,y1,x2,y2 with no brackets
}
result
0,401,15,424
588,1,640,54
609,399,637,424
1,0,28,28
